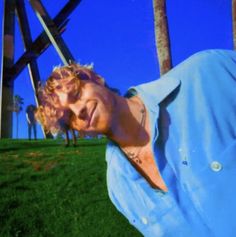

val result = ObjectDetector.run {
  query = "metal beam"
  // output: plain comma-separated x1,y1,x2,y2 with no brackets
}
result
6,22,67,80
0,0,80,138
6,0,81,81
16,0,51,138
29,0,75,65
16,0,41,101
0,0,16,138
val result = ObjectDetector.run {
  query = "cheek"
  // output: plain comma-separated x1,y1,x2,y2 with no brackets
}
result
97,90,114,111
82,83,110,102
95,103,113,129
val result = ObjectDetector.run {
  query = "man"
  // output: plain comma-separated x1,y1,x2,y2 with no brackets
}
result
37,50,236,237
26,104,37,140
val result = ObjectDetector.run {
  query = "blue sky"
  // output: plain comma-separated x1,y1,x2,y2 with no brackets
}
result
0,0,233,138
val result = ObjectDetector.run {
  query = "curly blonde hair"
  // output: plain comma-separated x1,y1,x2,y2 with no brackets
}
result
45,63,104,95
35,63,105,134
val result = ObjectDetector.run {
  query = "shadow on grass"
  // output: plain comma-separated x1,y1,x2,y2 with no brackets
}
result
0,144,60,153
0,177,23,189
72,142,107,147
0,139,107,153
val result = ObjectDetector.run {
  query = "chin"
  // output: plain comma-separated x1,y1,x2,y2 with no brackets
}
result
88,124,109,135
89,112,111,134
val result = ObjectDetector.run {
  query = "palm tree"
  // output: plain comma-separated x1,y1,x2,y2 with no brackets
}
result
152,0,172,75
11,95,24,138
233,0,236,49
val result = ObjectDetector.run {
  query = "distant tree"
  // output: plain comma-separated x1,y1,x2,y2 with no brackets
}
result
11,95,24,138
152,0,172,75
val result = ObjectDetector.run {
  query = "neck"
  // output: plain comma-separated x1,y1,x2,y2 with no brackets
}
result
106,95,149,147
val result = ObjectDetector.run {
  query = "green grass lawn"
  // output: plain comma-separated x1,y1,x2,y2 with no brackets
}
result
0,138,142,237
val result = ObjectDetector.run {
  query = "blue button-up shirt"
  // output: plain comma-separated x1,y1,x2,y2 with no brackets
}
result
106,50,236,237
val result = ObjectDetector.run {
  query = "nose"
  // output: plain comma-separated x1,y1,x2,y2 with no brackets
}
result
69,103,87,120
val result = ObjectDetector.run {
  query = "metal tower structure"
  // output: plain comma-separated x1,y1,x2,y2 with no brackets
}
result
0,0,81,138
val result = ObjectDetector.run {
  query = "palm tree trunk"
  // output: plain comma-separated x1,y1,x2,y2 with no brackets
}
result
152,0,172,75
233,0,236,49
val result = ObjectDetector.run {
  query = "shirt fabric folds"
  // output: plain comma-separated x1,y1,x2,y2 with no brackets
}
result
106,50,236,237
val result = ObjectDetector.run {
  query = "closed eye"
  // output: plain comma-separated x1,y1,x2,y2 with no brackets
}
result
56,85,62,90
68,91,81,103
76,72,89,81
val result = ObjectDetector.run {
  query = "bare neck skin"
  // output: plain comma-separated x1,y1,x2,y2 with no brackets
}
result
106,92,168,192
107,93,150,148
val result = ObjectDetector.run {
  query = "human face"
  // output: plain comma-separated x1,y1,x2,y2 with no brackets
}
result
55,80,115,134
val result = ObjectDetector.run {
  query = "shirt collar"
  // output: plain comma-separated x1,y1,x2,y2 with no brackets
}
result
128,76,181,112
126,76,181,152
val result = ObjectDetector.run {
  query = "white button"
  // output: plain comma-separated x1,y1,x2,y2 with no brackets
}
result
141,217,148,225
210,161,222,172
